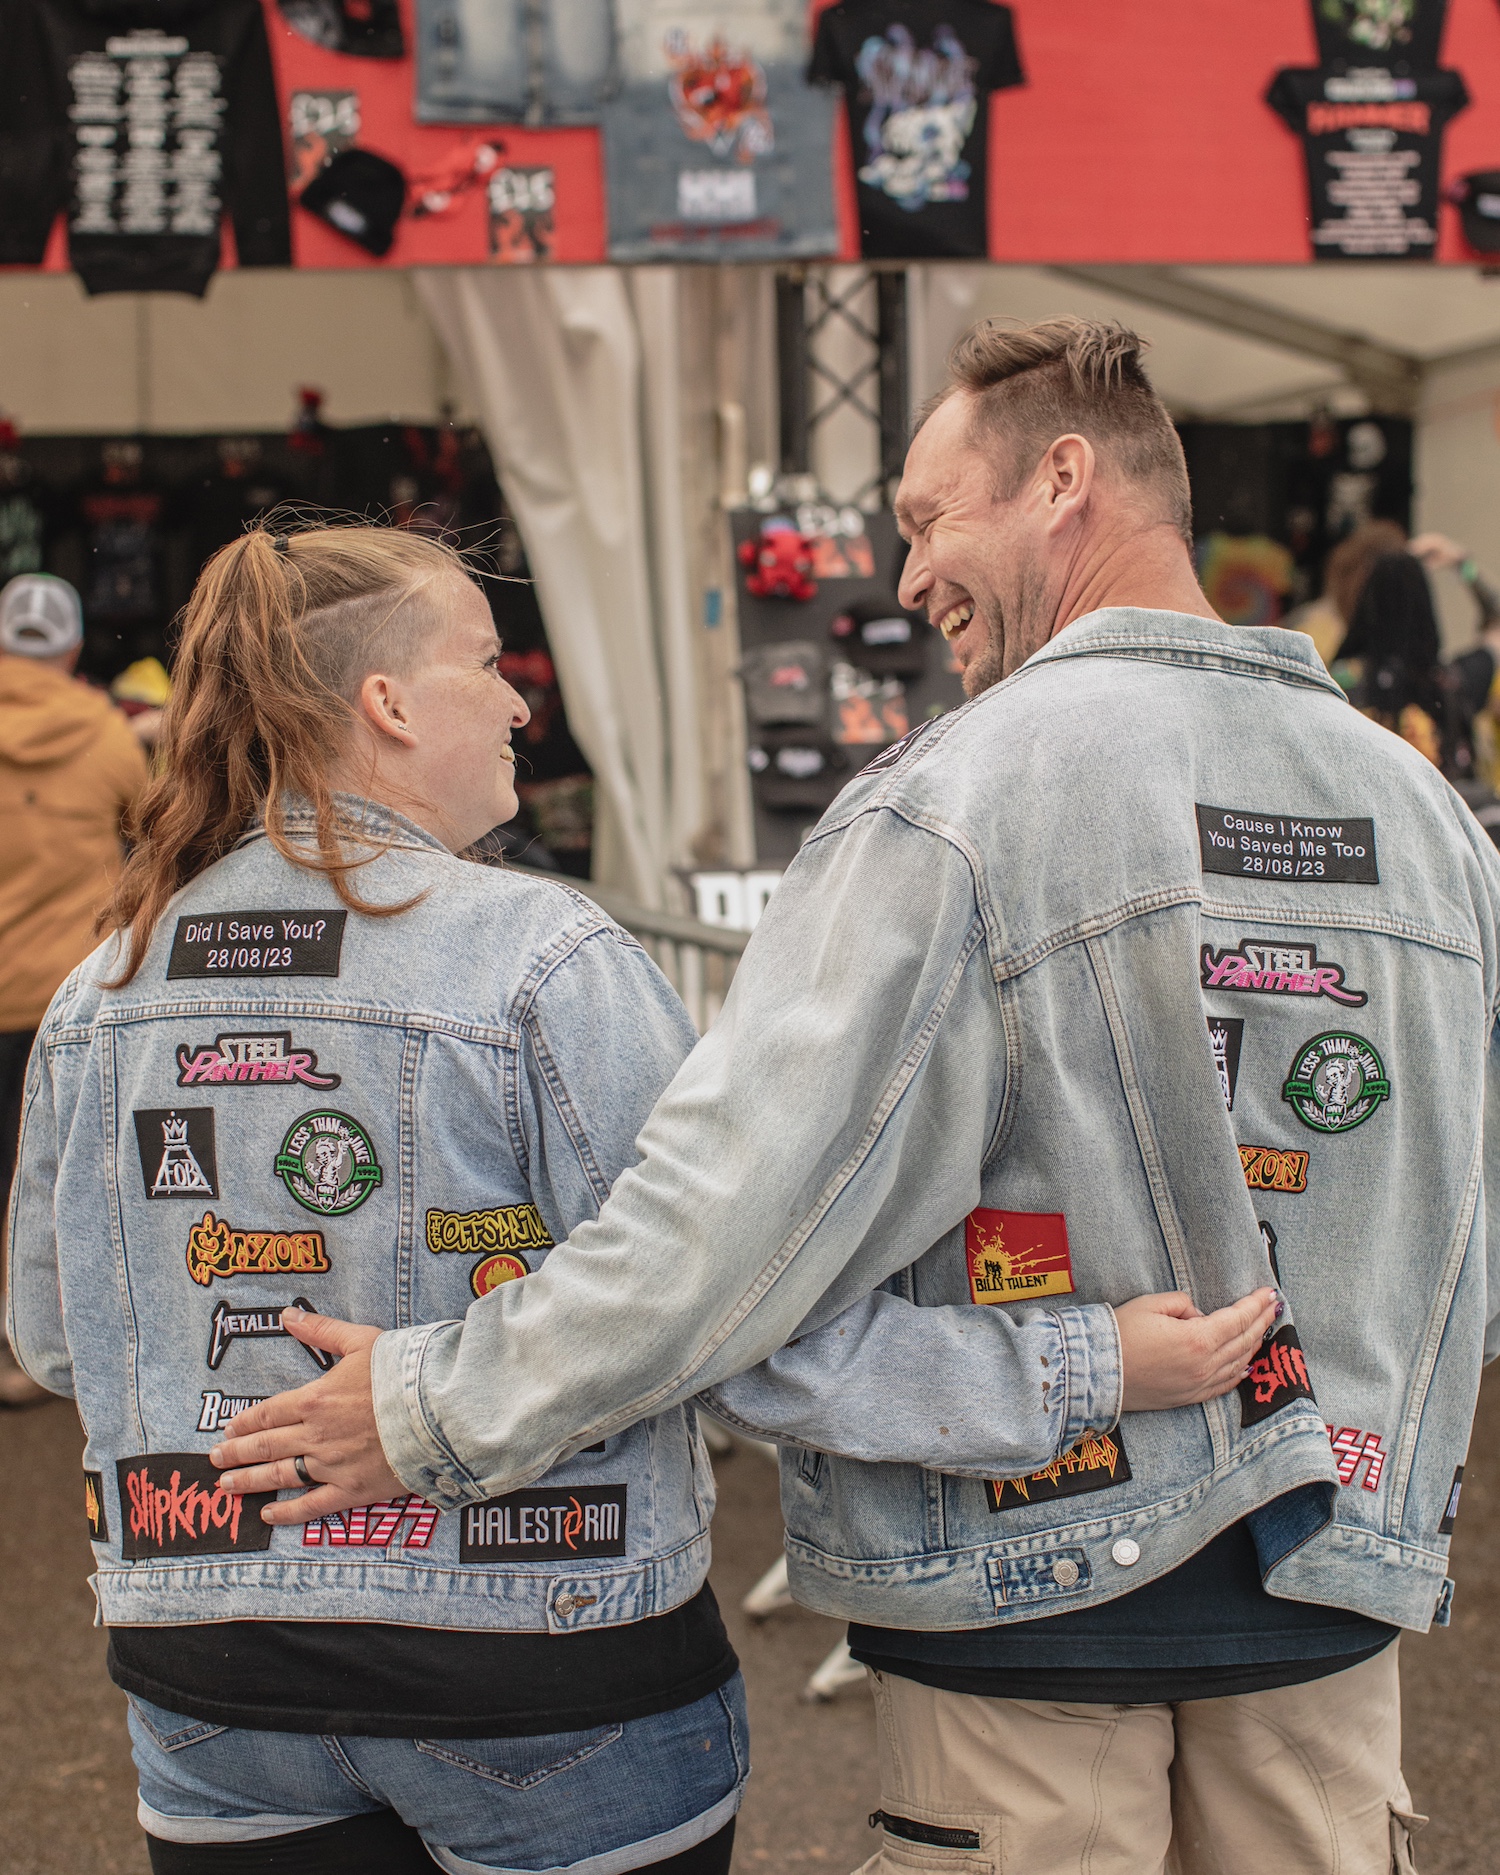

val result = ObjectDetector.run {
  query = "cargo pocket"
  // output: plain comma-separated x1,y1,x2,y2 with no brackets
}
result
415,1725,622,1789
1389,1795,1427,1874
858,1810,995,1875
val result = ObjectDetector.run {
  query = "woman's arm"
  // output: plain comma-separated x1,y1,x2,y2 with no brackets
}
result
5,1028,73,1397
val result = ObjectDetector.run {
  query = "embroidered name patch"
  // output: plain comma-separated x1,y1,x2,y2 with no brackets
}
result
118,1453,275,1557
1201,940,1366,1007
1196,806,1378,884
133,1109,218,1200
1328,1424,1385,1491
426,1203,553,1257
966,1210,1074,1302
1239,1145,1309,1193
206,1297,335,1372
458,1486,628,1562
167,912,348,979
303,1495,440,1550
986,1429,1132,1512
177,1031,340,1090
1439,1465,1464,1534
1238,1324,1316,1427
197,1390,266,1433
471,1254,529,1298
186,1213,329,1287
1282,1032,1390,1134
274,1111,382,1216
84,1470,108,1542
1208,1017,1243,1109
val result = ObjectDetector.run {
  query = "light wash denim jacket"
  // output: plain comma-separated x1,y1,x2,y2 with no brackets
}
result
370,611,1500,1636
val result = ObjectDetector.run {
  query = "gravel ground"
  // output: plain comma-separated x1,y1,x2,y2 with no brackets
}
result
1,1379,1495,1875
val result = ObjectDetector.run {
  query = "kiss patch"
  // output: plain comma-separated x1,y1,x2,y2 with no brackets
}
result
1208,1017,1243,1110
275,1111,382,1216
458,1486,627,1562
167,912,347,979
186,1213,329,1287
303,1494,439,1550
84,1471,108,1542
134,1109,218,1200
1201,940,1366,1007
1282,1032,1390,1134
1238,1324,1316,1427
426,1203,553,1257
1239,1145,1309,1194
1196,806,1378,884
206,1297,335,1371
986,1429,1131,1512
177,1031,340,1090
118,1453,275,1557
1328,1424,1385,1491
966,1210,1074,1302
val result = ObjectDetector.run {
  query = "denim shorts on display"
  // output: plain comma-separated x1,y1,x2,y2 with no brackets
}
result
127,1675,749,1875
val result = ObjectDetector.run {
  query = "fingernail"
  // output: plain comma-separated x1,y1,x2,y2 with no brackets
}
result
209,1446,223,1464
282,1307,304,1321
1274,1299,1286,1319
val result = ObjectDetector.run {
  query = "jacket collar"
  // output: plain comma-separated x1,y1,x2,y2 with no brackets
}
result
1020,607,1349,700
238,793,453,857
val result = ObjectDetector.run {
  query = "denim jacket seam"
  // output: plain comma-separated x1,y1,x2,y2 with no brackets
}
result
1198,898,1484,962
404,1323,487,1496
519,1009,612,1211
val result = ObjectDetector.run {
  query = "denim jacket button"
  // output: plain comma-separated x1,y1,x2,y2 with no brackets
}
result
1051,1558,1080,1587
1111,1538,1141,1567
554,1592,576,1616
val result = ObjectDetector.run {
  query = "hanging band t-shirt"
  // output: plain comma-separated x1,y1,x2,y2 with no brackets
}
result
809,0,1023,260
1267,66,1467,260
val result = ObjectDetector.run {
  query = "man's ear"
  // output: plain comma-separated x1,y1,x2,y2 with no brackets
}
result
1038,435,1095,531
353,671,419,750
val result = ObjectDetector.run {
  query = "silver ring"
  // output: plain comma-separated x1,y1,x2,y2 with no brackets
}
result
293,1455,315,1487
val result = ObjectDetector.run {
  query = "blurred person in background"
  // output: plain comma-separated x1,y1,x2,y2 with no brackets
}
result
0,572,147,1405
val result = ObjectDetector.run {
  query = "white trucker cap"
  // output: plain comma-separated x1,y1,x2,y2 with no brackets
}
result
0,574,85,657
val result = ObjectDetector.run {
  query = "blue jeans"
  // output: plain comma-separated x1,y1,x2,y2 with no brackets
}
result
128,1678,749,1875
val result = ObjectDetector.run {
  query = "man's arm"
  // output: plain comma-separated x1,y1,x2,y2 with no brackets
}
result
5,1028,73,1397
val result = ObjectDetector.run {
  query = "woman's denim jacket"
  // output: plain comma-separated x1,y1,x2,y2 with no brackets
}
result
365,612,1500,1637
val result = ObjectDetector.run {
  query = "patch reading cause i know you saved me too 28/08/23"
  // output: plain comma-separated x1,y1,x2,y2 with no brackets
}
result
167,913,348,978
1195,807,1378,884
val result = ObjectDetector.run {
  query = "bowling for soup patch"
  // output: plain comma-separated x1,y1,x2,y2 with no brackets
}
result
966,1209,1074,1302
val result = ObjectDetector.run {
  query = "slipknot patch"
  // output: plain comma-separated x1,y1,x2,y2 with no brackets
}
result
986,1429,1132,1512
1328,1424,1385,1491
185,1213,330,1287
117,1454,274,1557
426,1203,553,1257
966,1209,1074,1303
303,1494,440,1549
1239,1145,1309,1194
84,1470,108,1541
1239,1325,1316,1428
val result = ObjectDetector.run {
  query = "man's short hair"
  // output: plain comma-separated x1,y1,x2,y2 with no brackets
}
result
929,316,1193,543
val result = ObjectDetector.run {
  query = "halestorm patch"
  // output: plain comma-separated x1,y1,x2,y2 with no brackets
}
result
1208,1017,1243,1109
1238,1324,1316,1427
426,1203,553,1256
1282,1033,1390,1133
1195,806,1378,884
186,1213,329,1287
206,1297,336,1372
176,1031,340,1089
274,1111,382,1215
84,1471,108,1542
1239,1145,1309,1193
133,1109,218,1200
117,1453,274,1557
965,1209,1074,1302
167,912,347,979
458,1485,628,1562
985,1429,1131,1511
1200,939,1367,1006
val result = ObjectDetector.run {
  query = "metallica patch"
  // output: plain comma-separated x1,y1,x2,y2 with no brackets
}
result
167,912,347,979
1196,807,1378,885
186,1213,330,1287
1208,1017,1243,1110
1328,1424,1386,1492
1201,940,1366,1007
84,1470,108,1542
303,1495,440,1549
198,1390,266,1433
1282,1032,1390,1134
1238,1324,1316,1428
134,1109,218,1200
206,1297,336,1371
471,1253,529,1298
177,1031,340,1090
985,1429,1131,1512
1439,1465,1464,1534
966,1210,1074,1302
1239,1145,1309,1194
426,1203,553,1257
275,1111,382,1216
458,1486,628,1562
118,1453,274,1557
1259,1220,1282,1284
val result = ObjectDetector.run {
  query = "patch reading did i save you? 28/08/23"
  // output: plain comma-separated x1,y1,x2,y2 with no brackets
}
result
1196,807,1378,884
167,912,348,979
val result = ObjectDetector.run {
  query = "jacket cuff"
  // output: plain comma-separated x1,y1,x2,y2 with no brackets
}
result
370,1322,482,1512
1054,1302,1124,1452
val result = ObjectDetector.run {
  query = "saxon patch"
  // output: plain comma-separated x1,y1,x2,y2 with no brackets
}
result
985,1429,1131,1512
1282,1032,1390,1134
206,1297,336,1372
471,1253,529,1297
186,1213,329,1287
117,1453,274,1557
1208,1016,1243,1110
176,1031,340,1090
197,1390,267,1433
1238,1324,1316,1427
133,1109,218,1200
458,1485,628,1562
274,1111,382,1216
167,912,347,979
1195,806,1378,884
1328,1424,1385,1491
1439,1465,1465,1535
1239,1145,1309,1194
1200,939,1366,1007
84,1470,108,1542
965,1210,1074,1302
426,1203,553,1257
302,1494,440,1549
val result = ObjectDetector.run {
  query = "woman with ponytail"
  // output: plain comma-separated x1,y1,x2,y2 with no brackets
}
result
6,522,750,1875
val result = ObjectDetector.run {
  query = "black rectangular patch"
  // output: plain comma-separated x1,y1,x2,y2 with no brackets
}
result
167,912,347,979
116,1453,275,1558
84,1470,108,1542
133,1108,218,1200
1196,806,1378,885
1208,1016,1243,1110
1439,1465,1464,1535
1239,1324,1317,1429
986,1429,1131,1512
458,1486,628,1562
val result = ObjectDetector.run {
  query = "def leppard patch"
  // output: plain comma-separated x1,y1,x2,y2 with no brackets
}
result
1240,1145,1309,1194
471,1253,529,1297
117,1453,275,1557
133,1109,218,1200
459,1486,628,1562
84,1470,108,1542
177,1031,340,1090
1282,1033,1390,1134
986,1429,1131,1512
1238,1324,1316,1428
186,1213,329,1287
1201,940,1366,1007
303,1495,440,1550
966,1210,1074,1302
1196,806,1378,884
1208,1017,1243,1109
426,1203,553,1257
167,912,348,979
206,1297,336,1372
1439,1465,1464,1534
197,1390,266,1433
274,1111,382,1216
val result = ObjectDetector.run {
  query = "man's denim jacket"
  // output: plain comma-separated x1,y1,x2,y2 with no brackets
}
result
368,611,1500,1637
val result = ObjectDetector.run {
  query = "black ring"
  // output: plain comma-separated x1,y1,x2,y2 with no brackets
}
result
293,1455,315,1487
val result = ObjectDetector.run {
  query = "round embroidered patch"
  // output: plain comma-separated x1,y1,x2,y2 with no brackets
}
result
1281,1032,1390,1133
471,1253,529,1298
274,1111,383,1215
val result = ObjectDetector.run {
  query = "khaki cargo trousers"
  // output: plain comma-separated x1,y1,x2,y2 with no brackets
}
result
855,1644,1424,1875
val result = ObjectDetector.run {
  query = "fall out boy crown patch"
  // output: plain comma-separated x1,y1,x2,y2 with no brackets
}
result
134,1109,218,1199
1196,807,1378,884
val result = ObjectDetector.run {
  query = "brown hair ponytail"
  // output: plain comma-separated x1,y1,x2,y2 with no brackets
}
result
102,521,474,984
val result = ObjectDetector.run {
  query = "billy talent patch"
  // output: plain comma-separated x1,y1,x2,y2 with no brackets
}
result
167,912,347,979
302,1495,440,1550
176,1031,340,1090
274,1111,382,1216
426,1203,553,1257
84,1471,108,1542
1201,940,1367,1007
206,1297,335,1372
985,1429,1131,1512
1282,1032,1390,1134
458,1486,628,1562
197,1391,266,1433
471,1254,529,1298
117,1453,275,1557
1238,1324,1316,1427
1239,1145,1309,1194
186,1213,330,1287
1439,1465,1465,1535
1196,806,1378,885
1328,1424,1386,1491
1208,1016,1243,1109
965,1210,1074,1302
133,1109,218,1200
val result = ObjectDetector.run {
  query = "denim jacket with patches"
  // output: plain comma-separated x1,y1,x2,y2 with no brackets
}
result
368,611,1500,1636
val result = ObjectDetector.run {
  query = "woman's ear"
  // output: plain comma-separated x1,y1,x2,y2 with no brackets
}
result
354,671,419,749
